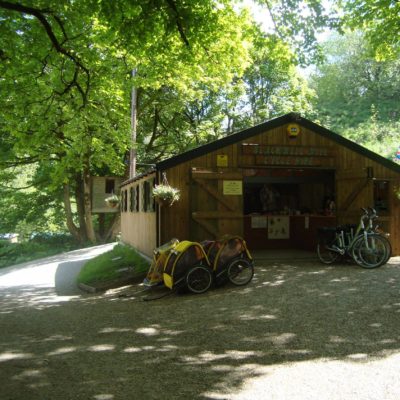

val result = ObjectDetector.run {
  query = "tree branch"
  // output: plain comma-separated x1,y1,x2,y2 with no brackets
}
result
0,1,90,105
0,180,47,190
0,156,40,167
263,0,283,39
165,0,190,46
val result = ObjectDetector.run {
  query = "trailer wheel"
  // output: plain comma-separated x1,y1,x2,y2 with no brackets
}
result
185,265,213,294
227,258,254,286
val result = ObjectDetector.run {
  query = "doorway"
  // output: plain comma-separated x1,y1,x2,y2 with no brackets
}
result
243,168,336,250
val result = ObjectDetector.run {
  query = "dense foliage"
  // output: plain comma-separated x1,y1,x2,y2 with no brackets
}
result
0,0,399,245
338,0,400,59
0,233,80,268
310,32,400,159
0,0,255,241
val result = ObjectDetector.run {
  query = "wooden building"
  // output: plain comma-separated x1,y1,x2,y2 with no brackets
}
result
91,176,125,240
91,176,125,214
120,113,400,257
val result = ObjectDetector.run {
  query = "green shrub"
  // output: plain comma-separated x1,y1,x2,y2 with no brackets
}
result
0,239,9,248
0,237,81,269
29,233,77,247
77,243,150,285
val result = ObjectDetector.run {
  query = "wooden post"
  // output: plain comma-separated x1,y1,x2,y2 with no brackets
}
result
129,68,138,179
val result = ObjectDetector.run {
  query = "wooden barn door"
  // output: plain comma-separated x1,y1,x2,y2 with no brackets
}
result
190,169,243,241
335,166,374,222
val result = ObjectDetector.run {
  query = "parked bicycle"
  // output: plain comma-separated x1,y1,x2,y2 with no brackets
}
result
317,208,391,268
364,207,392,265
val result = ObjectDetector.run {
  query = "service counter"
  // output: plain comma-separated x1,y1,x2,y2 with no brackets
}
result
244,214,337,250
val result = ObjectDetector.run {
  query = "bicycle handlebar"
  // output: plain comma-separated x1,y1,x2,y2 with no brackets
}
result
367,207,377,218
358,207,379,230
360,207,377,218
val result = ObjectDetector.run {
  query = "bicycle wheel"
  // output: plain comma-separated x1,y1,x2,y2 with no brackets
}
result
227,258,254,286
352,234,388,268
317,240,340,264
185,265,213,294
379,234,392,264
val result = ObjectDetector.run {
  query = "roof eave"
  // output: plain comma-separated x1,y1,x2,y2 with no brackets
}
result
120,169,156,187
155,113,400,175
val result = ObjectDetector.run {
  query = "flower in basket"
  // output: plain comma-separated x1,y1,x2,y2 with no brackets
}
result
152,184,180,206
105,194,120,208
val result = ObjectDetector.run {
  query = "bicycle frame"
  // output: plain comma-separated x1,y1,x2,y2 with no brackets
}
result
327,210,368,256
318,207,390,268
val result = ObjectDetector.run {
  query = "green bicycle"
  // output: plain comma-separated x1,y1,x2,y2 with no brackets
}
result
317,208,390,268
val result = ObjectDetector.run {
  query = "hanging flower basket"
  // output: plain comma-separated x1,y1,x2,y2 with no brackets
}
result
153,184,180,206
105,194,120,208
152,173,180,207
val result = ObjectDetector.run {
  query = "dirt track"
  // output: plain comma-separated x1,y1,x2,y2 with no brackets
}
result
1,246,400,399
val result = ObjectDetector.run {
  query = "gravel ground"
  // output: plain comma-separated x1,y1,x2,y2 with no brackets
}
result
1,246,400,400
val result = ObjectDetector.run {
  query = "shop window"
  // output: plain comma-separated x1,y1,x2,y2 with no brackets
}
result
130,186,136,212
135,186,140,212
140,183,145,212
105,179,115,194
143,182,149,211
130,185,140,212
143,180,155,212
120,190,124,212
149,179,155,212
374,180,389,213
122,189,128,212
243,170,335,216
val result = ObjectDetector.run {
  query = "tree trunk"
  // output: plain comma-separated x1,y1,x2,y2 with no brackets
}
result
98,213,105,239
63,183,83,243
83,165,96,243
75,174,88,242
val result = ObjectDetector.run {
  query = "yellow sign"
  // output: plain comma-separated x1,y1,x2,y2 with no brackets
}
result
217,154,228,167
223,180,243,195
287,123,301,138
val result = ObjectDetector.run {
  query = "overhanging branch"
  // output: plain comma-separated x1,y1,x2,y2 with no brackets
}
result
0,0,90,105
165,0,190,46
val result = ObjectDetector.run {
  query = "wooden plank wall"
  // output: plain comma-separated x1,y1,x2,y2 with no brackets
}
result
160,138,245,243
158,123,400,254
120,175,157,257
389,179,400,254
158,165,192,244
334,150,399,256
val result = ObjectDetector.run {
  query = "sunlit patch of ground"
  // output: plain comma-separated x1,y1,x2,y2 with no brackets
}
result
0,250,399,399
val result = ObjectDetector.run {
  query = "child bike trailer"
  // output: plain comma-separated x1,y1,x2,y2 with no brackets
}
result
143,238,179,287
163,241,213,294
206,235,254,286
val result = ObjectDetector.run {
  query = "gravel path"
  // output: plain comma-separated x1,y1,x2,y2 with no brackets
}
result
1,247,400,400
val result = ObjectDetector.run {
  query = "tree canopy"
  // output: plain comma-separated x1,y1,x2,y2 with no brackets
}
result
310,31,400,159
1,0,399,241
0,0,257,241
338,0,400,59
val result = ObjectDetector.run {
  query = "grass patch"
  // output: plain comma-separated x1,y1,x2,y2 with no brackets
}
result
77,243,150,285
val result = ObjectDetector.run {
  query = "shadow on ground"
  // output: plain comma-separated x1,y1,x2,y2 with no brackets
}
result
1,257,400,399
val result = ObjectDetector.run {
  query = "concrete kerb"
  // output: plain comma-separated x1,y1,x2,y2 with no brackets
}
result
78,243,152,294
